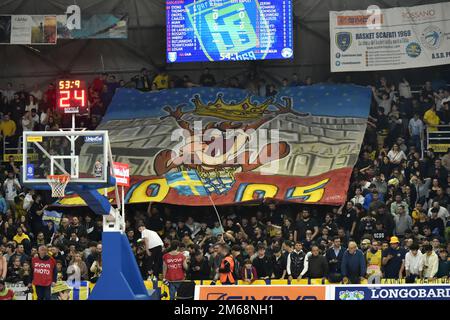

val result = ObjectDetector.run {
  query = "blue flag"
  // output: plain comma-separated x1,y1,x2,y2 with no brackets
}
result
42,210,62,231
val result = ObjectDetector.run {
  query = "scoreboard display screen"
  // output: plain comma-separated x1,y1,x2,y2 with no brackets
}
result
57,79,87,114
166,0,293,63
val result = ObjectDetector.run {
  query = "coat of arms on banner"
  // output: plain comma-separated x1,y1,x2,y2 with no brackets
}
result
338,290,365,300
336,32,352,52
420,25,442,50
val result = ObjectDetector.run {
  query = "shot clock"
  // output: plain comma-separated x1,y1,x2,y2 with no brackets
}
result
57,79,87,113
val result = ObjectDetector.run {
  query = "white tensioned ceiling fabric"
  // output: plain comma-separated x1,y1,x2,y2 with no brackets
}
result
0,0,444,87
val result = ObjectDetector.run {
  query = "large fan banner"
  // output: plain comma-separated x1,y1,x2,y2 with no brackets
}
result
61,85,371,207
330,1,450,72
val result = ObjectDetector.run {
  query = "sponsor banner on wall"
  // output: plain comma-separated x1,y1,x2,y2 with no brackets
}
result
56,14,128,39
334,284,450,300
330,2,450,72
0,15,57,44
195,285,327,300
113,162,130,187
428,143,450,153
58,85,371,207
0,14,127,44
3,153,38,162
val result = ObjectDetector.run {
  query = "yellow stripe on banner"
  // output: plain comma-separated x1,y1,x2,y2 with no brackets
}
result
58,187,115,206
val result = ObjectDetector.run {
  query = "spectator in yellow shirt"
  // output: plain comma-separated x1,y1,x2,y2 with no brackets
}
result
366,240,382,278
153,68,169,90
12,227,30,245
411,202,424,224
423,104,440,132
0,114,17,137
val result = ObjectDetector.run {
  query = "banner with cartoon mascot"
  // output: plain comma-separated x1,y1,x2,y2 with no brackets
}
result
60,85,371,207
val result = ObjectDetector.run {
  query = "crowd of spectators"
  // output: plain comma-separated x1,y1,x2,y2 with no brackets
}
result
0,73,120,151
0,69,449,298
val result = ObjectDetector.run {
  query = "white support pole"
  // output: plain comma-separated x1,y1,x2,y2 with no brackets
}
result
121,186,125,229
71,114,76,177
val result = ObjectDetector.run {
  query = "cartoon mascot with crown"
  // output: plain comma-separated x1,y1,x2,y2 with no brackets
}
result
154,93,308,195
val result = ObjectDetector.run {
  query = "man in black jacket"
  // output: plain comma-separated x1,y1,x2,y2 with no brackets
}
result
302,245,329,279
252,244,273,279
281,240,293,277
428,159,448,188
286,242,306,280
68,216,87,238
376,207,395,237
136,245,152,280
29,194,46,236
294,209,319,242
326,236,344,282
189,251,210,280
270,246,286,279
231,245,244,280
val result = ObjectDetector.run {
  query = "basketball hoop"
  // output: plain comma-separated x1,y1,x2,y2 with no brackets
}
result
47,174,71,198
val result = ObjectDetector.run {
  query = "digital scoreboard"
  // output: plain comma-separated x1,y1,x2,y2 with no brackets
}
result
166,0,293,63
57,79,87,114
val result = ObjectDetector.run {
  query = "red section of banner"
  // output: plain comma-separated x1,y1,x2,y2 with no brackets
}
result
126,167,352,206
59,167,352,207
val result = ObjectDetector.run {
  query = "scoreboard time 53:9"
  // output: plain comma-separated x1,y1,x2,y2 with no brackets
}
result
166,0,293,63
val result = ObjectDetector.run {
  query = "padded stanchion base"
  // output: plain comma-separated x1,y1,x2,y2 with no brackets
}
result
89,232,153,300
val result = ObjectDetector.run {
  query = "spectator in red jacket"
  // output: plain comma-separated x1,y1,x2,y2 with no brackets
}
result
92,73,108,93
32,245,57,300
43,83,56,110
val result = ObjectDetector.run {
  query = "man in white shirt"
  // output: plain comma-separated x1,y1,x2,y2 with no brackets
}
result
3,172,21,210
422,244,439,279
441,149,450,172
408,114,424,151
398,78,412,99
351,188,365,206
138,224,163,277
30,109,40,127
30,84,43,101
427,201,449,225
23,189,35,212
2,83,15,104
405,243,423,283
185,216,201,237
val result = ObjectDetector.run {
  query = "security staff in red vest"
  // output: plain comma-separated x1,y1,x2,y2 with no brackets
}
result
32,245,57,300
218,244,236,285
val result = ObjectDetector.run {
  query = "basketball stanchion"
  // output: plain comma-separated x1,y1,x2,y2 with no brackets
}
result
22,114,153,300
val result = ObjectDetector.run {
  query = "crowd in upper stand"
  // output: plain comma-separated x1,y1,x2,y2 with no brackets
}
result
0,68,449,291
